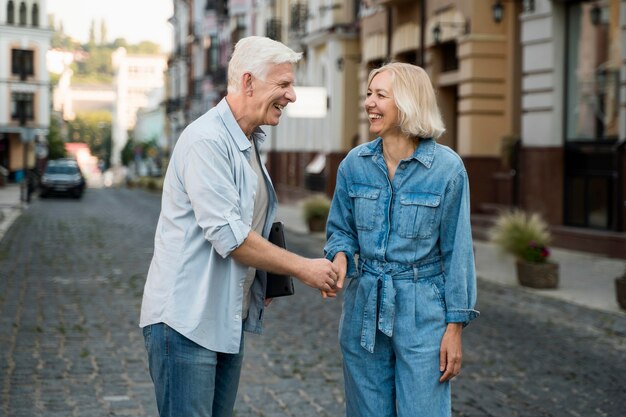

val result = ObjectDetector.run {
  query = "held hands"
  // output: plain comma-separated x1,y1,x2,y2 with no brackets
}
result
297,258,340,294
320,252,347,299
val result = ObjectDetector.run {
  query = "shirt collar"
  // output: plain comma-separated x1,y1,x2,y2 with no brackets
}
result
358,137,436,168
216,98,266,151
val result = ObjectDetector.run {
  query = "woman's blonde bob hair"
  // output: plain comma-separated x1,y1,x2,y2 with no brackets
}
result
227,36,302,94
367,62,445,139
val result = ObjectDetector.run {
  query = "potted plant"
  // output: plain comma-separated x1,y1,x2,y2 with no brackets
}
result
302,194,331,233
615,263,626,310
489,209,559,289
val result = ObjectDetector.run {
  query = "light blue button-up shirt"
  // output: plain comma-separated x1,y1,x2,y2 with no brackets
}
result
139,98,277,354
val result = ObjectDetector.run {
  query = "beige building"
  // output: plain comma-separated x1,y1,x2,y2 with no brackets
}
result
166,0,626,257
0,0,52,180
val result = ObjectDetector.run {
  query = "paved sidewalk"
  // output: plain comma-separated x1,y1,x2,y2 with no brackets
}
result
0,183,24,242
275,200,626,315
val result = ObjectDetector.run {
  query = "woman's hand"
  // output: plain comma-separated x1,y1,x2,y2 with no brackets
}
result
321,252,348,298
439,323,463,382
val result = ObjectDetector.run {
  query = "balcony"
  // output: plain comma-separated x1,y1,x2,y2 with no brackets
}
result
290,3,308,36
266,18,282,42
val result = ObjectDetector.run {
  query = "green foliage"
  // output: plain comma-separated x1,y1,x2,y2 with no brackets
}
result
121,137,135,166
127,41,161,54
66,112,112,167
302,195,331,221
47,116,67,160
489,210,552,263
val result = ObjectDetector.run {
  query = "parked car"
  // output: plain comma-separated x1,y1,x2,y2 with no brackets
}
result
39,159,85,199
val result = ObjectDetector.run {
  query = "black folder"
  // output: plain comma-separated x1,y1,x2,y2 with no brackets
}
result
265,222,295,298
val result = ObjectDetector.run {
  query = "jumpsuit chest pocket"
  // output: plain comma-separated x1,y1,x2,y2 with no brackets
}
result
349,184,381,231
397,192,441,239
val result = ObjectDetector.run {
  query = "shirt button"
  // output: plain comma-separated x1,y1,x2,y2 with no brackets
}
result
235,314,241,320
239,283,243,287
400,164,406,169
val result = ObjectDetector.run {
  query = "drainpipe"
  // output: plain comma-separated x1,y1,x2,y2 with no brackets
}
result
420,0,426,67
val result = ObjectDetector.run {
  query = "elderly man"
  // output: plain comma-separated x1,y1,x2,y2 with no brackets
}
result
140,36,339,417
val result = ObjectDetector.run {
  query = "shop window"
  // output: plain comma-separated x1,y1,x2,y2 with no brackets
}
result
564,2,621,231
11,49,34,80
7,0,14,24
565,2,619,142
11,93,34,124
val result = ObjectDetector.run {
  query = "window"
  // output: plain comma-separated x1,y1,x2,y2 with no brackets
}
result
440,42,459,73
566,2,619,141
18,1,26,25
563,2,621,231
205,35,218,75
7,0,14,24
11,93,35,123
31,3,39,27
11,49,34,80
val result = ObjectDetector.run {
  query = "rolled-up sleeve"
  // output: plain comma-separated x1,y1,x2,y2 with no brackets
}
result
183,139,251,258
324,164,360,278
439,168,479,325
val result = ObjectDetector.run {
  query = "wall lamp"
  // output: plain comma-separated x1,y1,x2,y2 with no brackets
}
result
432,20,470,45
492,0,535,24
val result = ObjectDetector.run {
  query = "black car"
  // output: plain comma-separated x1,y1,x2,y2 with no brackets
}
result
39,159,86,199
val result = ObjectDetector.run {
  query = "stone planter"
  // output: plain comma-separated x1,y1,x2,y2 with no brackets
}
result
515,260,559,289
307,216,326,233
615,277,626,310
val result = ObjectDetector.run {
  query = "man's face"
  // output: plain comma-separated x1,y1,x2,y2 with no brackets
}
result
252,62,297,126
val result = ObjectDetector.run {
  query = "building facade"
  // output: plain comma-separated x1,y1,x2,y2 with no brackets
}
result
111,47,167,166
0,0,52,180
164,0,626,258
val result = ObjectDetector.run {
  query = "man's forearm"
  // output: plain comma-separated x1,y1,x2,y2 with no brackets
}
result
230,230,306,277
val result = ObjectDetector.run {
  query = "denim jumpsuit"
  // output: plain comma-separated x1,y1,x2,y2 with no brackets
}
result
324,138,479,417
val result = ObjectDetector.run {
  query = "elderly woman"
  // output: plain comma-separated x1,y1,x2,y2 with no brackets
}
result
325,62,479,417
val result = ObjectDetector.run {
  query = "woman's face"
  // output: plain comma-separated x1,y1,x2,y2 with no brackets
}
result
364,70,401,137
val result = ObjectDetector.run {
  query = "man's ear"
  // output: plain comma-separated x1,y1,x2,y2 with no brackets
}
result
242,73,254,96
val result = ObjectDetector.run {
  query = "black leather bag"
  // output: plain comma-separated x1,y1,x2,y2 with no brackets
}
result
265,222,295,298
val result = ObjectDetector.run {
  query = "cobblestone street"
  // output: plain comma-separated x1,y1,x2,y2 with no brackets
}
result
0,187,625,416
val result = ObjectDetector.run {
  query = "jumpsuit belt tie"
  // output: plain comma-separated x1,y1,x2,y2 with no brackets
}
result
357,257,444,354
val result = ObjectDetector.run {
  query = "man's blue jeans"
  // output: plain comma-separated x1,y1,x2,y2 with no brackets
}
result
143,323,244,417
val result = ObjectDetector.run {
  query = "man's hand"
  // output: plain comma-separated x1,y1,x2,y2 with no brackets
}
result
321,252,347,298
296,258,339,293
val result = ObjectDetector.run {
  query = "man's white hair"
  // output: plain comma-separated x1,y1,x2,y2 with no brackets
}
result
227,36,302,94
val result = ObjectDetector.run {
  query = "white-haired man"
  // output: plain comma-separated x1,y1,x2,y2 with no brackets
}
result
140,36,339,417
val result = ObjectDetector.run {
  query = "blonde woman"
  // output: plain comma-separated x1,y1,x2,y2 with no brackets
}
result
325,63,479,416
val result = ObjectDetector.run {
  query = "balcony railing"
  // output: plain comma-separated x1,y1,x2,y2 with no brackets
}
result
290,3,308,36
266,18,282,42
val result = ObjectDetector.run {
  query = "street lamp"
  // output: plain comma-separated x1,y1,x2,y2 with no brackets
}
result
432,20,470,45
492,0,535,24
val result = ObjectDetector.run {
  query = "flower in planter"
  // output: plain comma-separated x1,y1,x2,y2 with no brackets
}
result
521,241,551,263
489,210,552,263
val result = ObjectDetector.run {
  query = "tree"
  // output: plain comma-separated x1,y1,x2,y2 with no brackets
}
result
88,19,96,49
47,116,67,160
66,111,112,167
100,19,108,45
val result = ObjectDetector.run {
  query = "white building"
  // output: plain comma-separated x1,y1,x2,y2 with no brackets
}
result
0,0,52,180
111,47,167,166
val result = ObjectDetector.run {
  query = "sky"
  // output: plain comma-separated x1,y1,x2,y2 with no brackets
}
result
47,0,173,52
